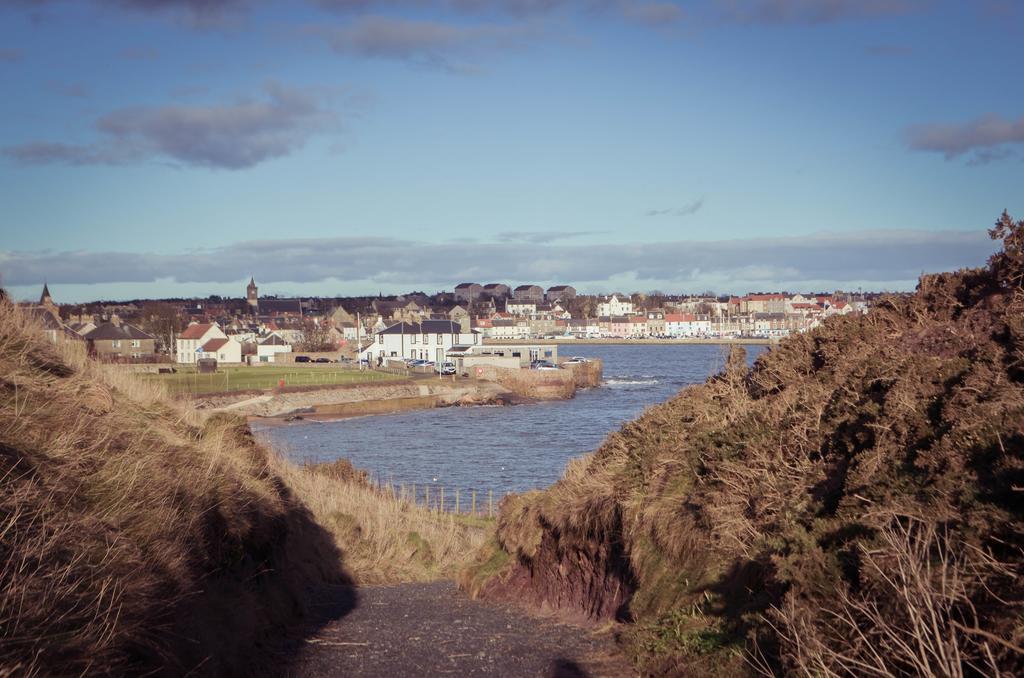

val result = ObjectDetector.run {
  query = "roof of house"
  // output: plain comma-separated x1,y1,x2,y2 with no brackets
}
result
201,338,229,352
483,283,508,290
84,322,154,342
514,284,541,291
26,307,62,329
259,299,303,314
454,282,480,289
179,323,215,339
259,334,289,346
547,285,573,292
665,313,697,322
378,320,479,335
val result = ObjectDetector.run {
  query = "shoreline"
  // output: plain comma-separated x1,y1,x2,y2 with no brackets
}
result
483,337,773,346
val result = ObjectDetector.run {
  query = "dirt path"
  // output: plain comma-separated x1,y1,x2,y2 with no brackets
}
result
285,581,632,677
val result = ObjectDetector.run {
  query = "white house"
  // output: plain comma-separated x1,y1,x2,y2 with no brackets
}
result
176,323,227,364
506,301,536,316
256,333,292,363
196,335,243,363
665,314,712,337
597,294,633,317
360,320,480,365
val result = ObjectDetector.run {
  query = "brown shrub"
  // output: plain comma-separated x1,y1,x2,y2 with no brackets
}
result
463,213,1024,675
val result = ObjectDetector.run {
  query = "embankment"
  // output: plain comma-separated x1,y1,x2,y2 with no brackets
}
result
196,379,515,419
473,359,604,401
197,360,603,419
461,213,1024,676
0,301,489,675
0,302,345,675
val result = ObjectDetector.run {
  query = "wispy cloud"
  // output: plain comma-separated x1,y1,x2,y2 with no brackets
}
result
0,229,995,294
906,113,1024,164
495,230,605,243
716,0,926,24
317,16,531,71
646,197,704,217
8,0,251,26
3,83,337,170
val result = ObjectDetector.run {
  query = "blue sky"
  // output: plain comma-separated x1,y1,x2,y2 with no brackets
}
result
0,0,1021,302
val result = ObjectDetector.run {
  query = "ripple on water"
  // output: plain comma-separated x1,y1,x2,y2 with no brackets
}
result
254,344,764,495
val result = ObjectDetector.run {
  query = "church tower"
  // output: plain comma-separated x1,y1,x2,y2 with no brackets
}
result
246,276,259,313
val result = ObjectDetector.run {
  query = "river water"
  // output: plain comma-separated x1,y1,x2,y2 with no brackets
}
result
255,344,765,496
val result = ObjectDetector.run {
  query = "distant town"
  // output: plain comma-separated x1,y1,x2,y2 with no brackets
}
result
17,279,881,364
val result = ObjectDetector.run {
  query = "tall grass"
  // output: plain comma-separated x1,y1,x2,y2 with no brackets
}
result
0,300,486,675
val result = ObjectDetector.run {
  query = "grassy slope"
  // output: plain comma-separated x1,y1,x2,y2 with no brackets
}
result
146,364,401,395
0,303,485,675
463,214,1024,675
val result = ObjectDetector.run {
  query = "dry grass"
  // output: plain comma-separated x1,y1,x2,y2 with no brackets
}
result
275,457,490,584
463,213,1024,676
0,300,486,675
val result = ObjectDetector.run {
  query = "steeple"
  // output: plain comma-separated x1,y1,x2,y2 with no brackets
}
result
246,276,259,311
40,282,51,305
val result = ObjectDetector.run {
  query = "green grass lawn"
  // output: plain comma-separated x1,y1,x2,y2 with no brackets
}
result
148,365,404,395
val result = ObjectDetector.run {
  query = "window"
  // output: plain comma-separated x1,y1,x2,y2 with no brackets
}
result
378,334,384,344
131,340,141,348
411,333,417,344
422,334,428,344
436,334,442,345
111,340,121,348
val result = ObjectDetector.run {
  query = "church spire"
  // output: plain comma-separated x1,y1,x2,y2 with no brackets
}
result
40,282,51,305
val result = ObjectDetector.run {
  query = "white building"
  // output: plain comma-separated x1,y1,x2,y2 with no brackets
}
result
196,336,243,363
506,301,537,316
597,294,633,317
360,320,480,365
176,323,227,364
256,333,292,363
664,314,712,337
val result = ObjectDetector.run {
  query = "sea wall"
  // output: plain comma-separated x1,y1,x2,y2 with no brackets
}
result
474,365,577,400
198,379,513,418
561,359,603,389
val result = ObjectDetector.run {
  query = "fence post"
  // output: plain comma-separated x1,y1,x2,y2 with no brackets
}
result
425,484,430,511
455,488,460,514
439,487,445,514
412,482,417,508
489,489,493,517
472,489,476,515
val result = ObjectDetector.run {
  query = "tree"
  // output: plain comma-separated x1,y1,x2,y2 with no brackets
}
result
140,301,183,354
297,320,335,352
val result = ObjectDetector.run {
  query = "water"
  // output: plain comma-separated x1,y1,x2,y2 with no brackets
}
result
254,344,765,495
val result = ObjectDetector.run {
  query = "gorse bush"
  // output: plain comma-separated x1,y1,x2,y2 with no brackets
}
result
464,212,1024,676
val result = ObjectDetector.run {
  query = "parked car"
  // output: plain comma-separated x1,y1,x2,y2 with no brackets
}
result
314,357,332,363
436,361,456,375
531,360,559,370
564,356,590,364
294,355,311,363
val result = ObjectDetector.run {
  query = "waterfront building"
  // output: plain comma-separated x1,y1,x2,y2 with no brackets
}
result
360,320,480,365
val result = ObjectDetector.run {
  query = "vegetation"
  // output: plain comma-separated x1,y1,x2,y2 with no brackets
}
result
0,302,485,674
462,212,1024,675
145,363,402,395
